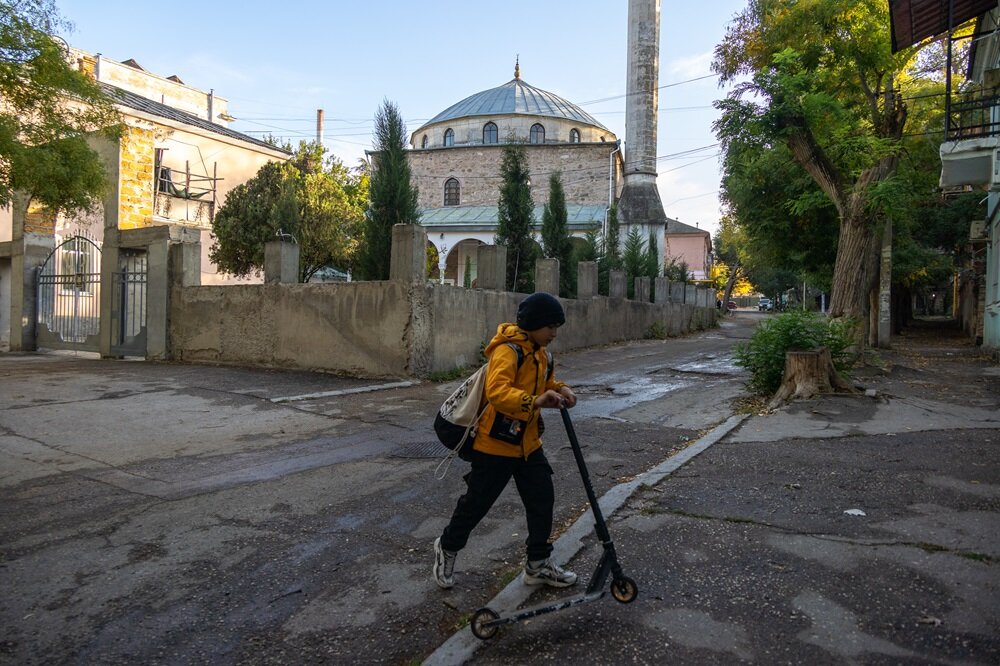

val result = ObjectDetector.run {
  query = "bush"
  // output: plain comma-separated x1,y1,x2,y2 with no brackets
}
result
734,310,854,395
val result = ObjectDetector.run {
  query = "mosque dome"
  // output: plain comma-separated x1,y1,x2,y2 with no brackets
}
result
411,63,614,149
422,77,607,130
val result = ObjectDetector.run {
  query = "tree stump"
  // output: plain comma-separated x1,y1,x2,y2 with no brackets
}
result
768,348,855,409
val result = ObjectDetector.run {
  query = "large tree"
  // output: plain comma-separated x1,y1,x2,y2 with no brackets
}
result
713,0,918,329
540,172,574,296
496,139,535,293
210,142,368,282
357,99,419,280
1,0,121,215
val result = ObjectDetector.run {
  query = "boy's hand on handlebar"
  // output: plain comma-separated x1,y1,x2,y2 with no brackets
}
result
533,390,565,409
558,386,577,408
533,387,578,409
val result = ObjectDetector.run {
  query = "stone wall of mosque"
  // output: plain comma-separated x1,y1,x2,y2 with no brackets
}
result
408,142,622,209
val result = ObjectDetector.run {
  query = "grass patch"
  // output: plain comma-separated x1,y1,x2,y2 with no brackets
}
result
427,367,470,382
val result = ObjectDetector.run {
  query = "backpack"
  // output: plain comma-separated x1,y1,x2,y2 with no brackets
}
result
433,343,553,464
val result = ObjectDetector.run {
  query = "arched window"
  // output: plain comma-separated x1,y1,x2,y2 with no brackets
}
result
530,123,545,144
444,128,454,147
421,134,428,148
483,122,498,144
444,178,460,206
569,128,580,143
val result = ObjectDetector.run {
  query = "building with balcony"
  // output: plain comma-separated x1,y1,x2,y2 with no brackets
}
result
892,0,1000,354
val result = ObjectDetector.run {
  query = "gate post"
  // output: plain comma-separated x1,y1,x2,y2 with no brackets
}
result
145,236,170,360
8,192,53,351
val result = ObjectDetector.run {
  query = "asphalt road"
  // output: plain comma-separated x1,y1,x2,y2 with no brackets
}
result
0,316,757,664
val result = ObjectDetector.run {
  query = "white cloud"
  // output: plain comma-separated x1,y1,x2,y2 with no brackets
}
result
665,50,714,80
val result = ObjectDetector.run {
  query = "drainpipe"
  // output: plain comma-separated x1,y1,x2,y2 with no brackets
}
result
208,89,214,123
606,140,622,252
95,53,102,81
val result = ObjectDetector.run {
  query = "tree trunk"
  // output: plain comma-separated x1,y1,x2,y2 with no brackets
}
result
768,348,856,410
829,213,876,322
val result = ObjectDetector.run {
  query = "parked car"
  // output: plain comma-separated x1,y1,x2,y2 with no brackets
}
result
758,297,773,311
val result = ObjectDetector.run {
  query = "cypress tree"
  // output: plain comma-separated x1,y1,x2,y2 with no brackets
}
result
540,173,575,296
358,99,419,280
495,139,535,292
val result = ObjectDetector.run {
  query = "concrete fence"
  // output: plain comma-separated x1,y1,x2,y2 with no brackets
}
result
169,225,718,378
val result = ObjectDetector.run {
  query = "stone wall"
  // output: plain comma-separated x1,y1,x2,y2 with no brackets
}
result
170,280,716,378
410,143,620,209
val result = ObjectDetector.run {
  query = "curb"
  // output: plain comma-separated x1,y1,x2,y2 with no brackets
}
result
422,413,749,665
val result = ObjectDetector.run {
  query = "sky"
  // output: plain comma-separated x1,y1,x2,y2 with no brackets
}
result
54,0,748,238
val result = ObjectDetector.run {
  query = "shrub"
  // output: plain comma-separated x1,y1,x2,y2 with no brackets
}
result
734,310,854,395
645,321,667,340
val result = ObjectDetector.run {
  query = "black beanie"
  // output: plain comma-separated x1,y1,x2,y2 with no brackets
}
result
517,292,565,331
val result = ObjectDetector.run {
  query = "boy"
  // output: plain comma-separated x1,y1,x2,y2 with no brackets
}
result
433,292,578,589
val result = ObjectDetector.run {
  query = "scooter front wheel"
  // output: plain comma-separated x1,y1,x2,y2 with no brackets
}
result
471,607,501,639
611,576,638,604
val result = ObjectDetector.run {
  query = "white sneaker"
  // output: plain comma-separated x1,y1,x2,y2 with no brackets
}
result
433,537,456,589
523,559,577,588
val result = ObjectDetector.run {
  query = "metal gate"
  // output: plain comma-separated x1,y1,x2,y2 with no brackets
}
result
36,235,103,352
111,249,147,356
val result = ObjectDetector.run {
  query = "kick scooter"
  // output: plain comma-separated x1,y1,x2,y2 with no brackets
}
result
470,405,638,640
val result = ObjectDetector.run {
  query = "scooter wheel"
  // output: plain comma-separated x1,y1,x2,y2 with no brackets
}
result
471,607,501,640
611,576,638,604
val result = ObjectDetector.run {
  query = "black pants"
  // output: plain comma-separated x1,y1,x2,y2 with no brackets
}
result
441,448,555,562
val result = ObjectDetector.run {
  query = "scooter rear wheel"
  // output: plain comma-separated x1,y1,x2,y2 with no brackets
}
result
471,607,501,639
611,576,638,603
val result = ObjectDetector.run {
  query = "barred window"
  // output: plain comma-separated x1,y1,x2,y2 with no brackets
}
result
444,128,454,147
421,134,428,148
569,128,580,143
444,178,460,206
530,123,545,144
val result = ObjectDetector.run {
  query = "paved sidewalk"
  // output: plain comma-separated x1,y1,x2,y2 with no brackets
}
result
431,320,1000,664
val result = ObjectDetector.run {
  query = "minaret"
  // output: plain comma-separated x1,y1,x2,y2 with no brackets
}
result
618,0,667,266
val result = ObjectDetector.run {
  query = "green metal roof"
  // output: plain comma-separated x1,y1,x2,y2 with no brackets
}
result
419,204,607,229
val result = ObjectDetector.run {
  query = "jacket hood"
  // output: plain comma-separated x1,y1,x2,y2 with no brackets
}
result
484,323,532,358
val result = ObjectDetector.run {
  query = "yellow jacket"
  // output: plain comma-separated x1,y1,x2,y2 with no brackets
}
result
473,323,567,458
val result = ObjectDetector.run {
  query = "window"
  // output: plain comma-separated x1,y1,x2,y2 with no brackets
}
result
483,122,498,144
569,128,580,143
444,128,454,147
421,134,428,148
530,123,545,144
444,178,460,206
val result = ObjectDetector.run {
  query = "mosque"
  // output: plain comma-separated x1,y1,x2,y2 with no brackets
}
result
407,61,624,285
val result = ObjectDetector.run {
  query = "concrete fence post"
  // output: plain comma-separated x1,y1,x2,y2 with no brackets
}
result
577,261,598,300
609,270,626,299
685,284,698,305
633,276,650,302
670,281,685,304
265,240,300,284
535,258,559,295
477,245,508,290
654,277,670,304
389,224,426,282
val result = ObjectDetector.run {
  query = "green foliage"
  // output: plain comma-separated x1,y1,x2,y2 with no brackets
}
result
358,99,419,280
645,321,667,340
734,310,855,395
495,138,536,293
463,255,472,288
597,204,622,295
210,142,367,281
712,0,928,321
663,258,690,283
428,366,469,382
540,172,575,297
622,226,645,299
1,0,122,214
